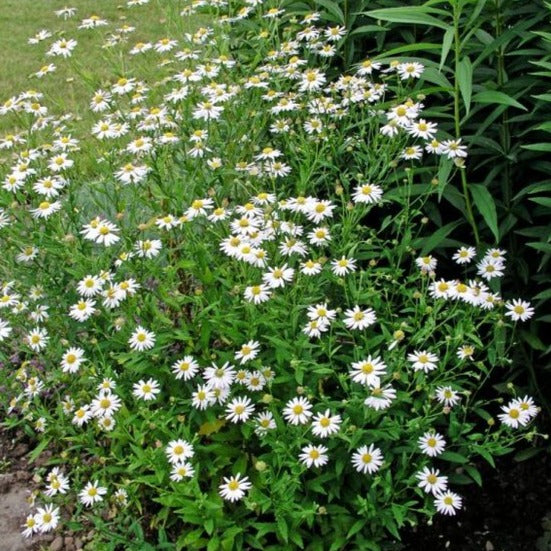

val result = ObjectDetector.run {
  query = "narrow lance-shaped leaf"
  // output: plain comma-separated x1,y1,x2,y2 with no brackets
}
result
439,27,454,71
362,7,452,31
470,183,499,242
457,56,473,115
472,90,527,111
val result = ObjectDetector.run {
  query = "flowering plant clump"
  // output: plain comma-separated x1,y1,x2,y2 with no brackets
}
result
0,0,542,549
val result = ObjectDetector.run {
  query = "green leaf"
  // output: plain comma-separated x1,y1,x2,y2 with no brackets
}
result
527,242,551,254
464,465,482,486
536,122,551,132
362,7,452,30
514,447,543,462
347,519,366,538
439,27,454,71
439,451,469,464
457,56,473,115
470,183,499,242
476,447,496,468
314,0,345,24
472,90,527,111
522,143,551,152
529,197,551,208
276,517,289,543
348,25,385,38
29,437,50,463
416,220,462,255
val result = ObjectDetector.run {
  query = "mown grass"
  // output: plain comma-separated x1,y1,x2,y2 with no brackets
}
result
0,0,204,133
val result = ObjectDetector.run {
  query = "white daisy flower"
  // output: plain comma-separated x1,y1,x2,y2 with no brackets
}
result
299,444,329,468
128,326,156,351
434,490,462,515
351,444,384,474
165,439,194,464
132,378,160,400
311,409,342,438
407,350,439,373
416,467,448,495
283,396,313,425
343,306,377,330
418,431,446,457
219,473,252,502
225,396,255,423
79,481,107,507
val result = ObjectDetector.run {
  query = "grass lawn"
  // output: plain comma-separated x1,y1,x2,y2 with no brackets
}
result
0,0,204,133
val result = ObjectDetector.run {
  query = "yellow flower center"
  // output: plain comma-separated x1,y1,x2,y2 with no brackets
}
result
361,363,373,374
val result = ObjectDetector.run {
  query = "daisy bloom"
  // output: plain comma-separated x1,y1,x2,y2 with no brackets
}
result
133,378,160,400
299,444,329,468
61,347,85,373
27,327,49,351
434,490,462,515
0,319,13,341
407,119,437,140
255,411,277,435
343,306,377,330
311,409,342,438
514,395,539,420
418,431,446,457
350,356,386,386
408,350,439,373
77,275,103,297
283,396,313,425
331,256,357,276
204,362,236,390
429,279,452,299
192,385,215,410
477,258,504,281
235,340,260,364
219,473,252,502
22,514,39,538
457,344,475,361
72,405,93,426
452,246,476,265
34,504,60,533
170,461,195,482
262,265,295,288
225,396,255,422
165,439,194,464
397,61,424,79
441,139,468,159
436,386,460,407
128,326,156,351
307,302,337,322
351,444,384,474
171,356,200,380
415,255,437,273
498,401,530,428
364,385,396,411
244,284,272,304
79,481,107,507
91,392,122,418
504,299,534,322
300,259,323,276
416,467,448,495
352,183,383,205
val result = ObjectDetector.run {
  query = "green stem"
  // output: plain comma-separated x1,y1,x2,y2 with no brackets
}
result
453,1,480,244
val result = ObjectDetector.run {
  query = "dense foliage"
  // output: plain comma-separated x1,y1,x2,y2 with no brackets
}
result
0,0,546,549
